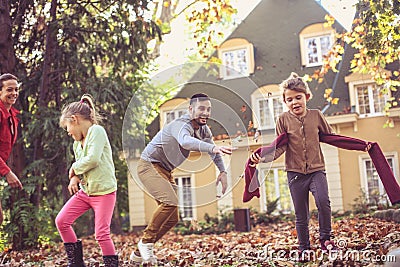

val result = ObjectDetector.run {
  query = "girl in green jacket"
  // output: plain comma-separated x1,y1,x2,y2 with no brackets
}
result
56,94,118,267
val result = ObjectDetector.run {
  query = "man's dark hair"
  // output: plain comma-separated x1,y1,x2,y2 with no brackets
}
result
0,73,18,88
190,93,210,105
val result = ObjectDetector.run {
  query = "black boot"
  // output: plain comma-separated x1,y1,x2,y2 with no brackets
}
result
103,255,119,267
75,240,86,266
64,240,86,267
64,242,77,266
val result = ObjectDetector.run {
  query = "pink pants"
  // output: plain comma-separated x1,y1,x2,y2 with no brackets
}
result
55,190,116,256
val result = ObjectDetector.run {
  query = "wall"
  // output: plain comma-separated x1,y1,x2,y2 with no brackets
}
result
333,116,400,210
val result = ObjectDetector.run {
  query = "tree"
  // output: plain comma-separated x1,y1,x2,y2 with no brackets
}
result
148,0,237,60
312,0,399,116
0,0,238,250
0,0,16,73
1,0,162,249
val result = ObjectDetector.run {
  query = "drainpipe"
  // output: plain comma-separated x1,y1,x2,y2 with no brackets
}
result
321,43,347,114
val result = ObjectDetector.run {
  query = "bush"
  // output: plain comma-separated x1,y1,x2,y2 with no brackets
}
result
250,208,294,227
174,210,235,235
174,202,296,236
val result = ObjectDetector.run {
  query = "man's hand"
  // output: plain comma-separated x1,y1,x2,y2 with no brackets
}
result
249,152,265,167
212,146,236,155
68,176,81,195
5,171,23,189
216,171,228,195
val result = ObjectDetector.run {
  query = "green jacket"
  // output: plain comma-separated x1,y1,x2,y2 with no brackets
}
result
71,124,117,196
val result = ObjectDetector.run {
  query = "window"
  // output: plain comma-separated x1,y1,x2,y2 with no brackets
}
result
303,35,332,66
221,48,249,78
346,74,392,117
355,83,388,116
361,154,398,206
260,167,292,213
218,39,254,80
159,98,189,129
175,177,193,220
251,85,286,130
299,23,335,67
163,109,186,125
257,96,284,130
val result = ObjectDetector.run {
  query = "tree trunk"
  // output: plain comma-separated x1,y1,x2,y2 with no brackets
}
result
31,0,59,208
0,0,16,73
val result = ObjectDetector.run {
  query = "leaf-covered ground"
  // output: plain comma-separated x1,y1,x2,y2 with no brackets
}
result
1,214,399,266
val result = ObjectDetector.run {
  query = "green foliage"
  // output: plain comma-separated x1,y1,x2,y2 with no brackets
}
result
1,0,240,251
249,208,295,227
266,197,279,215
174,210,234,235
1,0,167,250
351,189,392,215
332,210,352,221
174,202,295,236
1,185,60,251
185,0,237,59
316,0,399,108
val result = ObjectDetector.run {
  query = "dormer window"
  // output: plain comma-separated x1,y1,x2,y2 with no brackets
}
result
345,73,390,117
299,23,335,67
218,38,255,80
355,83,388,115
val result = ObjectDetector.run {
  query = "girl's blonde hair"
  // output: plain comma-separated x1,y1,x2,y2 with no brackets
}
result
60,94,102,127
279,72,313,101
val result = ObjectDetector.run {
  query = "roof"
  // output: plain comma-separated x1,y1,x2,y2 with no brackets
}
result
146,0,398,139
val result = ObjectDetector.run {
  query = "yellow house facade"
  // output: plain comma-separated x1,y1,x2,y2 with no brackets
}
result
126,0,400,229
127,92,400,230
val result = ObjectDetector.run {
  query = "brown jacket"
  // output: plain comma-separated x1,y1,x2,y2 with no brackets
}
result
274,109,333,174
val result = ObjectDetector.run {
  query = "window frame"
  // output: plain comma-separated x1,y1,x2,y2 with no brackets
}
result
218,40,254,80
251,86,286,131
175,175,195,221
158,98,189,129
348,80,390,117
354,83,389,117
299,23,335,67
162,109,186,126
359,152,399,206
255,95,285,130
259,164,293,214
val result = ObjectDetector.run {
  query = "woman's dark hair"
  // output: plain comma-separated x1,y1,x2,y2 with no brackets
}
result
0,73,18,88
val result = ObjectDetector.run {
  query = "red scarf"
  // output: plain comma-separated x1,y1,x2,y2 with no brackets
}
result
243,132,400,205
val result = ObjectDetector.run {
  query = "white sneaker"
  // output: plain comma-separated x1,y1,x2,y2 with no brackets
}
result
137,239,156,263
129,250,142,264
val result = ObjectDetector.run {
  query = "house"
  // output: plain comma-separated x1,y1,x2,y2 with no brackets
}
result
126,0,400,230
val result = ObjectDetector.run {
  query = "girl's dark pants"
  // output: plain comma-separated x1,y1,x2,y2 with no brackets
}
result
288,170,332,250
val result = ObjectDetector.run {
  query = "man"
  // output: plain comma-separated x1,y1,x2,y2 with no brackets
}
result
130,93,233,264
0,73,23,224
